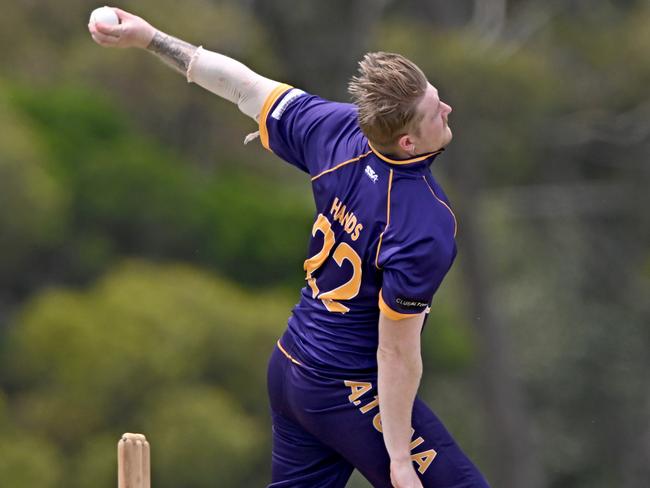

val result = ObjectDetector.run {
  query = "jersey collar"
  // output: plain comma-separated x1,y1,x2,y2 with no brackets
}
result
368,142,444,167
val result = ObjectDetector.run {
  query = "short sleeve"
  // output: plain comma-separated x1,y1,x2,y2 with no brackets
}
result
378,235,451,321
258,85,361,177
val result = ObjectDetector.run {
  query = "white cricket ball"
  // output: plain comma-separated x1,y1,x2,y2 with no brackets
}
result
89,6,120,26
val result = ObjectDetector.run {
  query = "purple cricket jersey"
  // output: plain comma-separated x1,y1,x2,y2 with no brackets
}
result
259,84,458,375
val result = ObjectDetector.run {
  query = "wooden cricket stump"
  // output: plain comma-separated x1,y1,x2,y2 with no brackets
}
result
118,433,151,488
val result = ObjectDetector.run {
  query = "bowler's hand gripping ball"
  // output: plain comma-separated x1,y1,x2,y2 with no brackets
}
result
89,6,120,26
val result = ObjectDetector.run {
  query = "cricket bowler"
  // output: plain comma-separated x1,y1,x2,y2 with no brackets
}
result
89,7,490,488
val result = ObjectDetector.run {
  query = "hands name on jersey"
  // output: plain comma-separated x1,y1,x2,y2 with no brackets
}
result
330,197,363,241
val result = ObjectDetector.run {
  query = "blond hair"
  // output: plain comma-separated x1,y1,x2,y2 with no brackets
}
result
348,52,428,149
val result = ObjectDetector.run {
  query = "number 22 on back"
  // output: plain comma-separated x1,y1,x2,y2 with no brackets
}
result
304,214,362,313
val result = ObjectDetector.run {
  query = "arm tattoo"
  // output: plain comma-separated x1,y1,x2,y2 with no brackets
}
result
146,31,197,75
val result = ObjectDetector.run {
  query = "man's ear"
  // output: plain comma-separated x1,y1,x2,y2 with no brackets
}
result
397,134,417,156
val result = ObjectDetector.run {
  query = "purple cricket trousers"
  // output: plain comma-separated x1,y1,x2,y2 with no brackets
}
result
267,342,490,488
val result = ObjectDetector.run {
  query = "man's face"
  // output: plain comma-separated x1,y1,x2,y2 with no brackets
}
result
410,84,453,153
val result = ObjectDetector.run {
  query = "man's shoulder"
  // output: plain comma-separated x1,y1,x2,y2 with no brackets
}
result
388,174,455,240
391,173,442,210
273,89,358,124
263,87,367,176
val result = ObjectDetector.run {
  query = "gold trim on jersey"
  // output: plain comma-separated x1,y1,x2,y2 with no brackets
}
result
422,176,458,237
368,142,443,165
311,150,373,181
276,340,303,366
378,289,416,321
259,84,293,151
374,169,394,269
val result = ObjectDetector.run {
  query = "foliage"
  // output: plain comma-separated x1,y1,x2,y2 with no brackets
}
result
0,433,63,488
1,261,290,487
4,83,312,289
0,86,68,281
0,1,647,487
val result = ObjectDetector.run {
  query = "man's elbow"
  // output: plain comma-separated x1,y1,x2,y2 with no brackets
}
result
377,346,423,378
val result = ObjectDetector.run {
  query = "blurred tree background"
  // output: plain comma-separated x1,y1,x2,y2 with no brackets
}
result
0,0,648,487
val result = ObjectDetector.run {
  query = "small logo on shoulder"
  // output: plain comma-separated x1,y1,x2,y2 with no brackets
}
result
365,165,379,183
271,89,306,120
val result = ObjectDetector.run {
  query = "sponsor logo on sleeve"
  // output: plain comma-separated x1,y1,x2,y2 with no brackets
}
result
395,297,429,311
271,89,306,120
